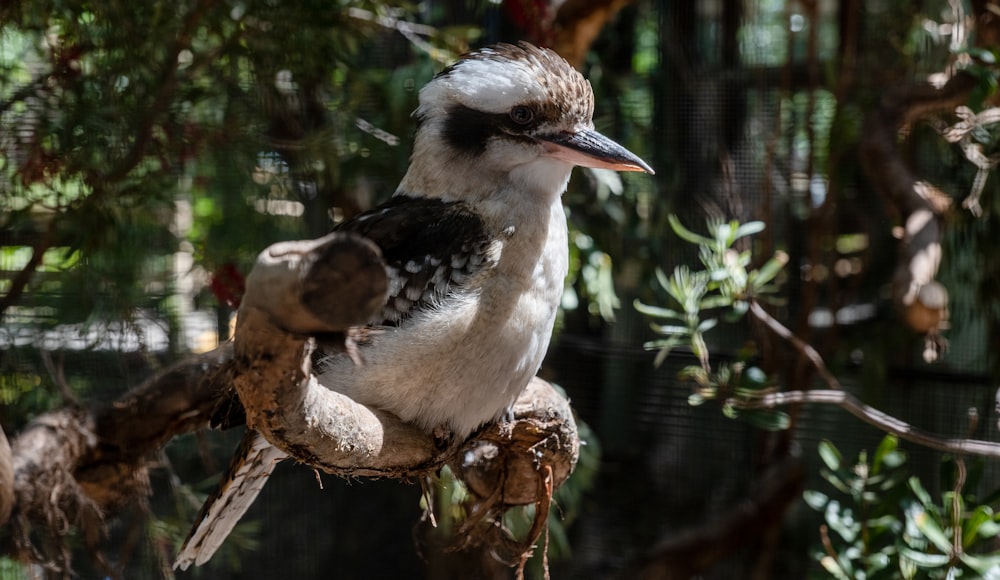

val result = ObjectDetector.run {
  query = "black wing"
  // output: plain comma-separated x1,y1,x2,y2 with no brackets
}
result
333,195,496,325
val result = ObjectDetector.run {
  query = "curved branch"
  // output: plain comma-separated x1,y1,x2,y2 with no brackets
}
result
6,231,581,572
750,300,841,390
736,389,1000,457
234,232,579,486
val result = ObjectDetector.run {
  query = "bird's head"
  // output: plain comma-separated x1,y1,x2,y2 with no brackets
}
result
401,42,653,203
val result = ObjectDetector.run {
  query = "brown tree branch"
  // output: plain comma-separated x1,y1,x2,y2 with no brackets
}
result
4,232,581,574
736,388,1000,457
0,220,56,319
749,300,842,390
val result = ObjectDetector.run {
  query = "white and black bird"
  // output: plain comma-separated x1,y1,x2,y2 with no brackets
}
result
175,42,652,569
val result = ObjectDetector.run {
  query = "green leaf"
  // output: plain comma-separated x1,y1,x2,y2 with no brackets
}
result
965,46,998,64
898,547,951,568
866,514,903,534
825,502,860,542
749,252,788,290
802,490,829,510
733,220,766,239
864,552,891,572
819,555,852,580
699,295,735,310
959,552,1000,575
654,267,673,293
741,409,790,431
908,477,935,509
962,505,999,547
678,365,710,383
905,502,953,554
668,214,714,246
740,366,769,390
821,468,852,495
633,299,682,320
975,519,1000,541
690,331,708,364
650,336,684,367
651,323,691,336
872,434,900,474
819,440,843,471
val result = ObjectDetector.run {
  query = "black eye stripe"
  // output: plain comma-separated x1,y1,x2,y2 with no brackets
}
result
442,103,541,156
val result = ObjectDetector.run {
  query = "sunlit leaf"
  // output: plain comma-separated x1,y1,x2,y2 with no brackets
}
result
819,555,852,580
872,434,900,474
667,214,714,245
908,477,935,510
819,440,842,471
959,552,1000,576
964,505,996,548
699,295,734,310
803,490,829,510
905,501,953,554
740,366,768,390
898,547,951,568
633,299,682,320
821,468,852,495
651,323,691,336
750,252,788,291
733,220,766,239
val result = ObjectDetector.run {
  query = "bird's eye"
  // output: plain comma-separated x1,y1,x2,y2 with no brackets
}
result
509,105,535,125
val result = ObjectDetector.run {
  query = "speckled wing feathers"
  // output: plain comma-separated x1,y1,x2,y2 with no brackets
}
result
333,195,496,325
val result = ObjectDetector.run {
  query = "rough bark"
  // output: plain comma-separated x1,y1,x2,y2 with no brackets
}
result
3,231,580,574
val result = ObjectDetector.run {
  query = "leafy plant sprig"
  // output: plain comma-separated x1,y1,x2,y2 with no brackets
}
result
635,215,789,430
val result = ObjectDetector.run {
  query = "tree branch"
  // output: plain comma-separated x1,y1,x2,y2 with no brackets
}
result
736,389,1000,457
749,300,842,390
4,231,581,572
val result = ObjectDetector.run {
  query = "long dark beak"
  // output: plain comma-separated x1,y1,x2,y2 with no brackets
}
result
541,129,654,174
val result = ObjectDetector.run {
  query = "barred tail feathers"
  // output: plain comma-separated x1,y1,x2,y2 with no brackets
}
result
174,430,288,570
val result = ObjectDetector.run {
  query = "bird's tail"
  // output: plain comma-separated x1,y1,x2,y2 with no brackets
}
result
174,430,288,570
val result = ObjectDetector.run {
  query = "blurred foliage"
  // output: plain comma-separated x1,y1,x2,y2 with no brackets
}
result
805,436,1000,579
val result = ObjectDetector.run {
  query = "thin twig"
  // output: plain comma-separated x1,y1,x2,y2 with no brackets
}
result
346,7,451,64
749,300,842,389
737,389,1000,457
39,350,78,406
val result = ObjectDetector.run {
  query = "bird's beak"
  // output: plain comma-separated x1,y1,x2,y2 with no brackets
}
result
541,129,654,175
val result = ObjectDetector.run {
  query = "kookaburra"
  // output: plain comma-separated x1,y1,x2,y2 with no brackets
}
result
175,41,652,569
